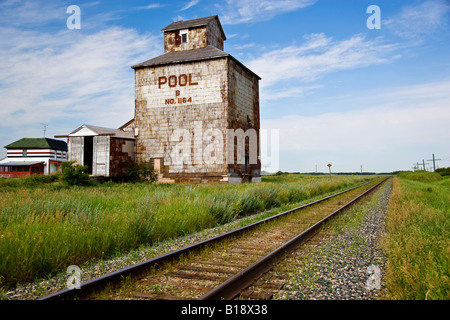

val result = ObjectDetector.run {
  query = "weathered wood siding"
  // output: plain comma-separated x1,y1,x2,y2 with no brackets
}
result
68,136,83,165
135,58,230,183
92,136,109,177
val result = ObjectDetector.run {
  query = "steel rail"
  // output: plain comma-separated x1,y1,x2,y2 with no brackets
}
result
198,177,389,300
38,177,386,300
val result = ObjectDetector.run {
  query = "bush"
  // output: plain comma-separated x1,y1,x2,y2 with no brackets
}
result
208,194,236,224
436,167,450,177
123,160,158,183
27,173,60,185
61,161,90,186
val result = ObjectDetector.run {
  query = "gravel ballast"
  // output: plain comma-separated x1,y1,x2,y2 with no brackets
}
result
274,179,392,300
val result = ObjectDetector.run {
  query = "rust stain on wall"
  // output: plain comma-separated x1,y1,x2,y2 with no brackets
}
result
131,15,261,183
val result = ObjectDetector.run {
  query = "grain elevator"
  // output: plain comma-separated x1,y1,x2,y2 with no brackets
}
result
131,15,261,183
59,15,261,183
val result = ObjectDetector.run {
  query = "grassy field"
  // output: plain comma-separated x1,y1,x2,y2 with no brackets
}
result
382,171,449,300
0,174,374,288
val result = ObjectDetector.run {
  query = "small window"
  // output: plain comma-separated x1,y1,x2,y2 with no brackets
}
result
180,29,188,44
23,150,27,157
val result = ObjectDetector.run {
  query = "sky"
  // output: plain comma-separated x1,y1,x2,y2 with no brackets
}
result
0,0,449,173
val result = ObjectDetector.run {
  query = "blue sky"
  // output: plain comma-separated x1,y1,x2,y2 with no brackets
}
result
0,0,449,173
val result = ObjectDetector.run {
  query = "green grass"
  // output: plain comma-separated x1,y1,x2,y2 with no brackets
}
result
0,174,375,288
382,173,450,300
396,170,442,182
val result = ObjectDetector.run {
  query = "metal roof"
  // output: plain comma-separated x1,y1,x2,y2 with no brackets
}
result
0,160,45,166
4,138,67,150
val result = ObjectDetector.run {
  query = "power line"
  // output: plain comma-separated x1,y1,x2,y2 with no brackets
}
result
427,154,442,172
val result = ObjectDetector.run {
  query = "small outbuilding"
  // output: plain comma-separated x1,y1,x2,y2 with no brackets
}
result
56,124,136,178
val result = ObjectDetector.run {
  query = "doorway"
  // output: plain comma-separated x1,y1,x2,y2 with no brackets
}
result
83,136,93,174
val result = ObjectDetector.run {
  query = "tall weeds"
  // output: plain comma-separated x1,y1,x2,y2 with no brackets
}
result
0,174,372,287
382,176,449,299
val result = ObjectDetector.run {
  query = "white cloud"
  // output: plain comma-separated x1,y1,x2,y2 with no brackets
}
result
262,81,450,152
261,85,323,101
0,0,163,157
0,0,63,27
384,0,450,39
180,0,200,12
0,24,161,131
217,0,317,24
138,3,165,10
247,33,399,89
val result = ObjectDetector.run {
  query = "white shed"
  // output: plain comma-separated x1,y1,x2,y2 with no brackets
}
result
56,124,135,178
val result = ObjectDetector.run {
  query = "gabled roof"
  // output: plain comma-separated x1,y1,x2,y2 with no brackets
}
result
56,124,135,140
131,45,261,79
131,45,229,69
118,119,135,131
4,138,67,150
161,15,226,40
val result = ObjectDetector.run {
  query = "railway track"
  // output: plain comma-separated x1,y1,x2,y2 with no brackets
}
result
39,177,389,300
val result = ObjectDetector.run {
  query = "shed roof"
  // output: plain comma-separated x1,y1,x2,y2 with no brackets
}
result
4,138,67,150
161,15,226,40
0,160,45,166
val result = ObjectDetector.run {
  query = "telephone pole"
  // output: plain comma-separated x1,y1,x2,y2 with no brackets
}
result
41,123,48,138
427,154,441,172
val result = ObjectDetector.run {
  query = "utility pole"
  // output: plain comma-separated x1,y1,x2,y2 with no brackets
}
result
422,159,426,171
360,165,363,174
427,154,442,172
41,123,48,138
